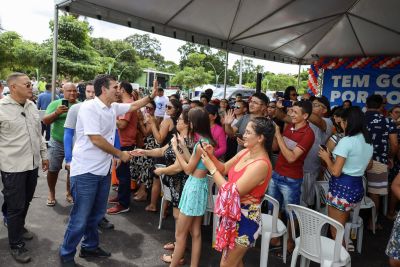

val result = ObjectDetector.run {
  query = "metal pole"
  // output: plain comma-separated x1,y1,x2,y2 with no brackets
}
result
223,50,229,99
297,64,301,88
239,55,243,88
51,5,59,101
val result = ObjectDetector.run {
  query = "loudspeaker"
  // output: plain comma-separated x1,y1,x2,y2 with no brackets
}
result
256,73,262,93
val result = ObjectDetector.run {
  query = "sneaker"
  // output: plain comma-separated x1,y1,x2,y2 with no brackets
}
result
98,217,114,230
108,196,119,204
10,246,31,263
59,255,76,267
22,228,33,241
79,247,111,258
107,204,130,215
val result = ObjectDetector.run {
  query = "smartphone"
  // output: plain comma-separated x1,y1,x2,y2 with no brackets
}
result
199,140,205,150
276,92,284,98
283,100,292,107
61,99,68,107
320,144,328,151
235,132,243,139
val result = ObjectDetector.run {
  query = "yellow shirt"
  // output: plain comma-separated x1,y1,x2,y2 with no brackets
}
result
0,96,47,172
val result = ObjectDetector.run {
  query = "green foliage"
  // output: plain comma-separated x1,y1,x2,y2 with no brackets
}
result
171,66,213,89
0,14,311,93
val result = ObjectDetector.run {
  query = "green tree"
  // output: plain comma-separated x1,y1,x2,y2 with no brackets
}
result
178,43,226,83
171,66,213,90
125,34,161,61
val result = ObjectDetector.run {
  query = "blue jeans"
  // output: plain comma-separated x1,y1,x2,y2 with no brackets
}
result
267,171,303,216
60,172,110,261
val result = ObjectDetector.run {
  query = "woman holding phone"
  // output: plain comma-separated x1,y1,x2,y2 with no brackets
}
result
130,109,194,265
200,117,274,267
168,107,214,267
319,106,373,239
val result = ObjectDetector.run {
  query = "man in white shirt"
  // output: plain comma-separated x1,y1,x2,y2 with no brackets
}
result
154,87,168,123
59,74,157,267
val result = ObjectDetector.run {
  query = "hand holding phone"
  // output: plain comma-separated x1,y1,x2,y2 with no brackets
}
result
235,132,243,139
320,144,328,151
61,99,69,107
282,100,292,108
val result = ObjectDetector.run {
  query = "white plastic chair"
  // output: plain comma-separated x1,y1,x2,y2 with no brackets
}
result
315,181,329,215
344,202,363,253
203,175,216,226
315,180,365,252
287,204,351,267
361,176,376,234
260,194,288,267
154,164,172,230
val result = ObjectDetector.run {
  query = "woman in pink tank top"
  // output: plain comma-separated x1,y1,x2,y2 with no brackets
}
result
201,117,275,267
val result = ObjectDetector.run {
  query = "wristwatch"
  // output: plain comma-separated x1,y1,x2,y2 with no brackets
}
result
210,168,217,175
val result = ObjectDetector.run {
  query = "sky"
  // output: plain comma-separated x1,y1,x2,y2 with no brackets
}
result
1,0,307,74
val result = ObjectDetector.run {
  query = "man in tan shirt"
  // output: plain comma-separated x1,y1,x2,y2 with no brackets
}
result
0,72,49,263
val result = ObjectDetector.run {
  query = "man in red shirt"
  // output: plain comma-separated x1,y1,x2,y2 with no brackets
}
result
107,82,138,215
269,100,315,252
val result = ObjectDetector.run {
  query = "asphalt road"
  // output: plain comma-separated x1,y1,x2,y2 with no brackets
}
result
0,168,393,267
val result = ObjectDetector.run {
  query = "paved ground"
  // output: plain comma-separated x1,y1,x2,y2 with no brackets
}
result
0,168,394,266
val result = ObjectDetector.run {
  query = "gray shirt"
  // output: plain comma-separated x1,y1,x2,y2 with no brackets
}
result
64,102,83,144
235,114,251,152
303,117,333,173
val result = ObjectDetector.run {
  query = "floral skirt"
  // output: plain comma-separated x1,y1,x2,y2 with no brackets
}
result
327,174,364,212
386,212,400,260
163,172,188,208
130,135,159,189
235,204,261,248
178,175,208,216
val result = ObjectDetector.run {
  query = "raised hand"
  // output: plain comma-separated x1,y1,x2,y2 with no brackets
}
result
224,109,235,125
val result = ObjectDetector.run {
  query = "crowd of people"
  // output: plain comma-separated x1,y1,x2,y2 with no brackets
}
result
0,72,400,267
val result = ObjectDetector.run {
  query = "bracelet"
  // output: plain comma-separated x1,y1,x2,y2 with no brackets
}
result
210,168,217,175
148,95,154,101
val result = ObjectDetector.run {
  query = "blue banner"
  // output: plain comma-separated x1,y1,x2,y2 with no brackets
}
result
322,68,400,108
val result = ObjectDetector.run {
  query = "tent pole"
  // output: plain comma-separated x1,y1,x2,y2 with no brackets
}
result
297,64,301,88
51,5,59,101
223,50,229,99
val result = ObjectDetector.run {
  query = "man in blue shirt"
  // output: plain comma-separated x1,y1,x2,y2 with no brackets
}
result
37,84,59,141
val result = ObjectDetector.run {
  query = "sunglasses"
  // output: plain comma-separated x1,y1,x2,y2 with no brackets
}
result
234,105,242,109
23,83,32,88
166,105,173,110
290,93,298,97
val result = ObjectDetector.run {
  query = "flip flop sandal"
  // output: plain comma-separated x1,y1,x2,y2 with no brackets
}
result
160,254,185,265
269,244,283,252
163,241,176,251
46,199,56,207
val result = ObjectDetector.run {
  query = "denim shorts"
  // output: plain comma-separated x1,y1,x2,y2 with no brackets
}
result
47,138,65,172
267,171,303,216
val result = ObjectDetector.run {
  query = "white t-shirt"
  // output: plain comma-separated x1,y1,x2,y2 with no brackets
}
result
70,97,130,177
154,95,168,117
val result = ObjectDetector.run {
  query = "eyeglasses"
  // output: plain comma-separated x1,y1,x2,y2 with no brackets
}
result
166,105,173,110
23,82,32,88
312,102,326,109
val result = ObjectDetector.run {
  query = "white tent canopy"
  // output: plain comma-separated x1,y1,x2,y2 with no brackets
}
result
54,0,400,64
